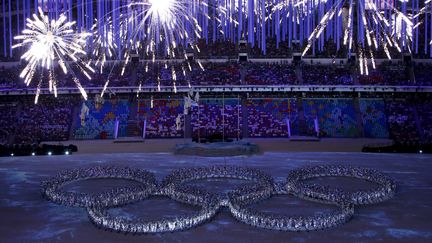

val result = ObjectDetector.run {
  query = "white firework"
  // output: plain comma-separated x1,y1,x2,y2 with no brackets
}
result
297,0,412,75
413,0,432,45
91,16,135,97
92,18,118,73
91,16,130,73
127,0,203,58
216,0,267,37
13,7,94,104
118,0,206,92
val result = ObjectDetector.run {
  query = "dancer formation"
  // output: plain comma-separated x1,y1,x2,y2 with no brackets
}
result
41,165,396,233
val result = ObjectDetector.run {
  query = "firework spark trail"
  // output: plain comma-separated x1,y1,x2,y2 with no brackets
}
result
127,0,204,59
95,0,206,95
13,7,94,103
91,16,125,73
302,0,343,56
413,0,432,46
295,0,412,75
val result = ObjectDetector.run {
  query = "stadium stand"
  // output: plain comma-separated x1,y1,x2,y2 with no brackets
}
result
359,99,389,138
247,99,298,137
191,99,242,139
302,64,353,85
385,99,421,145
15,97,75,144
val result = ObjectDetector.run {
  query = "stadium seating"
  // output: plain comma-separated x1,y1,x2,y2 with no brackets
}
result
0,103,18,144
142,99,184,138
15,97,75,143
358,62,411,86
191,99,242,139
414,63,432,86
0,95,431,145
359,99,389,138
3,61,432,89
245,63,297,85
302,64,353,85
385,99,421,145
247,99,298,137
416,99,432,143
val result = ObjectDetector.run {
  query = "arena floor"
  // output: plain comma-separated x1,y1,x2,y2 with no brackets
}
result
1,151,431,242
51,138,393,154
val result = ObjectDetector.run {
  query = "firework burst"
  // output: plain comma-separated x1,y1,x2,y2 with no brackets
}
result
297,0,412,75
95,0,206,96
92,17,120,73
127,0,203,57
91,16,131,97
413,0,432,45
13,7,94,103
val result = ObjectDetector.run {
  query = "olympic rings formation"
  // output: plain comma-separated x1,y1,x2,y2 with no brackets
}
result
41,165,396,234
41,166,157,208
286,165,397,205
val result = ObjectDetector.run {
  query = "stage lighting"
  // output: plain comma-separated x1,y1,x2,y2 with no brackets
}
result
419,150,423,154
10,153,14,157
31,152,35,156
48,152,52,156
65,151,70,155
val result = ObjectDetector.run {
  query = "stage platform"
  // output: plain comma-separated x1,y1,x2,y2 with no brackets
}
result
45,138,392,154
113,137,145,144
289,136,320,142
174,140,260,157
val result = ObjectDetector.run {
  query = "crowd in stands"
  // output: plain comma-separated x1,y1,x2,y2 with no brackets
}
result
0,63,134,90
191,62,241,86
357,69,385,85
417,98,432,143
244,63,297,85
358,62,411,86
191,99,242,139
196,39,238,58
248,38,295,58
15,97,76,144
247,99,298,137
302,64,353,85
313,40,347,58
136,62,241,87
414,63,432,86
0,103,18,144
2,60,432,89
359,99,389,138
385,100,421,145
144,99,184,138
379,63,411,85
0,95,430,145
0,66,21,89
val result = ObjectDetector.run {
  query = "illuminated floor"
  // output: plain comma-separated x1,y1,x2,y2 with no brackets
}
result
0,152,431,242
